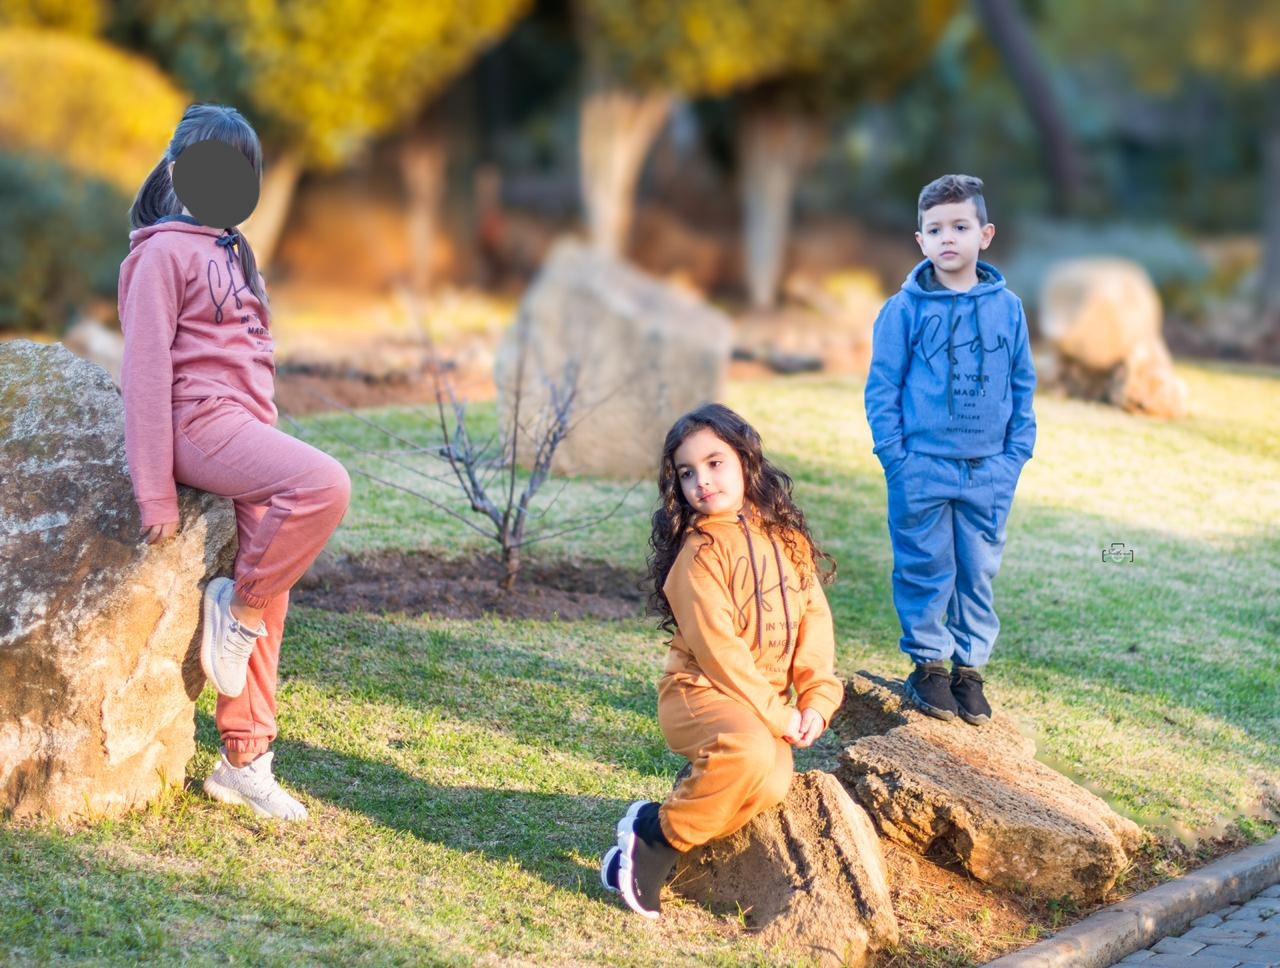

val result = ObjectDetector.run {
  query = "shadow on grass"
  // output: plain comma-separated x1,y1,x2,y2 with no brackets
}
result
196,708,637,894
0,823,473,967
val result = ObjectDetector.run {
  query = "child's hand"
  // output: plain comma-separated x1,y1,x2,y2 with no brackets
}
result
790,708,826,749
781,708,804,745
140,520,179,545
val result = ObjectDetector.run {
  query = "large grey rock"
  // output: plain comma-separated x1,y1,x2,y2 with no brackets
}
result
494,238,733,479
0,340,235,819
1040,258,1188,418
833,672,1142,903
671,770,899,968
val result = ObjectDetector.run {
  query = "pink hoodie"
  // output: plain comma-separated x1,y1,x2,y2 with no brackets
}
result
117,220,276,527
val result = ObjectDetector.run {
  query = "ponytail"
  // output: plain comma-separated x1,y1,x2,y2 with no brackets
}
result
128,154,181,229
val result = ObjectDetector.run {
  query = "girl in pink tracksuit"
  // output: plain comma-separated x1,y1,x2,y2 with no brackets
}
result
119,103,350,820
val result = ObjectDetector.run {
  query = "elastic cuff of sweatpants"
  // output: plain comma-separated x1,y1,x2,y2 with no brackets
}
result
657,805,695,853
232,581,274,610
222,736,272,755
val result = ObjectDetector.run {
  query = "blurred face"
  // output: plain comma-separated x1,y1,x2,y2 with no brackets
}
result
673,428,745,516
915,199,995,285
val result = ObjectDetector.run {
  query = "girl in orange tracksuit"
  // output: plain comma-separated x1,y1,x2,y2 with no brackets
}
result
600,403,844,918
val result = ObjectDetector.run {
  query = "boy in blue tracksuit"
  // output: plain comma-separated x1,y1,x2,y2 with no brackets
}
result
864,173,1036,725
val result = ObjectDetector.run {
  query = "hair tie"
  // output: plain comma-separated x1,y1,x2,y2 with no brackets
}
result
216,230,239,250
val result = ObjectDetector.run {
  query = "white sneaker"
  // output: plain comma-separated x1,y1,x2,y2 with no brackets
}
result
200,577,264,698
203,750,308,821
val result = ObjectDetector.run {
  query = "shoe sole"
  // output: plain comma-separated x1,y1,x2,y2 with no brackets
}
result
200,578,244,698
957,709,991,726
202,775,308,821
599,846,620,894
615,800,659,920
904,679,957,722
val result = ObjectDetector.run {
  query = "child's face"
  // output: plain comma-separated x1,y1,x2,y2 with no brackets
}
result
673,428,745,516
915,199,995,281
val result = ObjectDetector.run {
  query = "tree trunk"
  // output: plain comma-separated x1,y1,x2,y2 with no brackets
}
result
499,540,520,592
578,81,672,258
400,118,449,295
239,146,303,270
739,103,822,311
972,0,1085,214
1260,76,1280,325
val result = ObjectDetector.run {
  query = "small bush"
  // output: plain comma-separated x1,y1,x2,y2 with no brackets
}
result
0,152,129,334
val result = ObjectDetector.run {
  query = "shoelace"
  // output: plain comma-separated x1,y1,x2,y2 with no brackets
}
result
222,619,260,661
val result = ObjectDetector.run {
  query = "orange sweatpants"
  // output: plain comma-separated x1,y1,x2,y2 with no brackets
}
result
656,675,794,852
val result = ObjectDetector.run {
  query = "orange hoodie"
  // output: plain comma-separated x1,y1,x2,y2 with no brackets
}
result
661,507,844,737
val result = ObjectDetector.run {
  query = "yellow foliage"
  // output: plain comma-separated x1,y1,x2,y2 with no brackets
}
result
151,0,531,167
580,0,957,97
0,0,103,35
0,27,187,193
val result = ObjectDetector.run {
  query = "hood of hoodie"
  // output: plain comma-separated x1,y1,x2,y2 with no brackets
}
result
127,214,227,250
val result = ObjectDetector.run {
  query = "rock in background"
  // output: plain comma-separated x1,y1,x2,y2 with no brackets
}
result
1040,258,1189,418
0,340,235,820
494,238,733,480
833,672,1142,903
671,770,899,968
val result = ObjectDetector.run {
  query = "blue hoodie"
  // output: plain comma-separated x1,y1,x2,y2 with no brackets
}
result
864,258,1036,470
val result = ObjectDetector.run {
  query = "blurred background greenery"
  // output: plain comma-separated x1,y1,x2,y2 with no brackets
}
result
2,0,1279,364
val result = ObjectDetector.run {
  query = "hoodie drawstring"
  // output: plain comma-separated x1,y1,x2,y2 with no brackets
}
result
215,230,245,323
946,295,958,418
769,539,793,659
737,515,793,659
738,515,765,655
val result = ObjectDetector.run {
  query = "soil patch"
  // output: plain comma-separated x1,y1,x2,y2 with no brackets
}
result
292,548,648,622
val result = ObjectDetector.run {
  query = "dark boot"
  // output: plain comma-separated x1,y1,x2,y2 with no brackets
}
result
615,800,678,918
904,660,960,721
951,664,992,725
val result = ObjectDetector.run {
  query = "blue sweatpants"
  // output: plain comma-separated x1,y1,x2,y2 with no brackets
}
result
884,452,1019,668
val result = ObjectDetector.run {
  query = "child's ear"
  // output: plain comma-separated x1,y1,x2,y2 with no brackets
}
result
914,230,926,253
980,223,996,249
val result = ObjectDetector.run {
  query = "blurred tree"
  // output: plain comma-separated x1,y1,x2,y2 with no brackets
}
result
0,152,129,333
0,28,187,195
575,0,955,308
0,0,104,34
110,0,530,273
971,0,1085,215
1042,0,1280,323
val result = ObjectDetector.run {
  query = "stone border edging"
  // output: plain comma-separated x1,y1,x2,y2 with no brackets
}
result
981,832,1280,968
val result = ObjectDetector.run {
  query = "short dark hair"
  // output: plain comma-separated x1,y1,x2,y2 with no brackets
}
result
918,174,988,227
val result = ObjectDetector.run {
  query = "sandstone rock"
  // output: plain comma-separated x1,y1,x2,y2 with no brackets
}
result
833,672,1142,903
1040,258,1188,418
1109,337,1188,419
494,238,733,479
671,770,898,967
0,340,236,820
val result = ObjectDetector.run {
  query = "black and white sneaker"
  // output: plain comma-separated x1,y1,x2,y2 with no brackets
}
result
904,660,960,721
951,664,992,725
599,845,621,894
615,800,677,919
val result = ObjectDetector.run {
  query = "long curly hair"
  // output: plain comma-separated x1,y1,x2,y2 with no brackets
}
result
646,403,836,634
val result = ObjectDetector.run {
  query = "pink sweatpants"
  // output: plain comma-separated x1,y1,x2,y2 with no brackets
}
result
172,396,351,754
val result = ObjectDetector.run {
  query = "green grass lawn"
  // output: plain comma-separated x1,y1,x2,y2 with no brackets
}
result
3,360,1278,967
